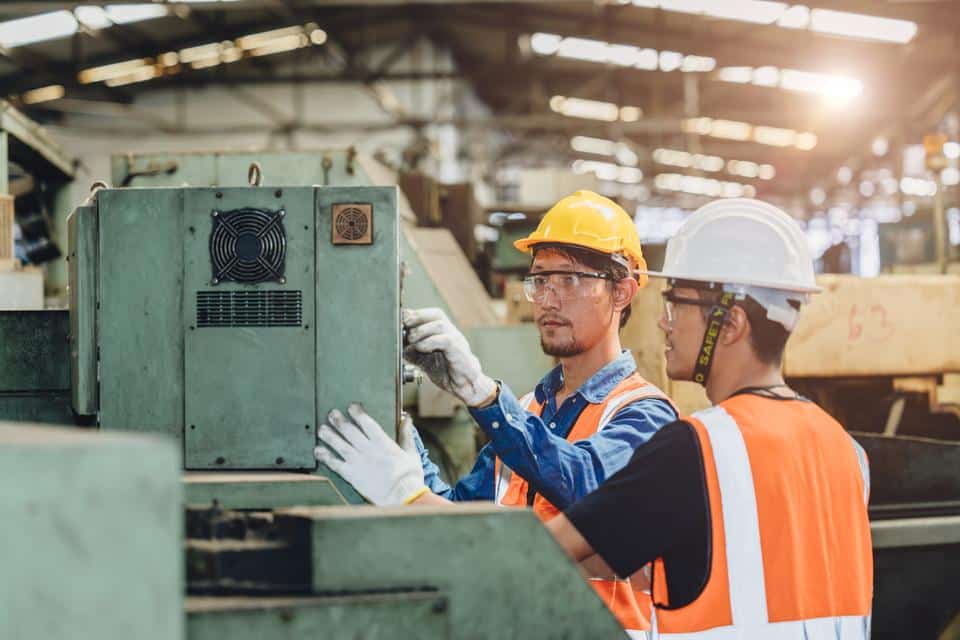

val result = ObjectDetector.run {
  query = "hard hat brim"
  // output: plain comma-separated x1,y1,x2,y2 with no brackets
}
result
640,270,822,294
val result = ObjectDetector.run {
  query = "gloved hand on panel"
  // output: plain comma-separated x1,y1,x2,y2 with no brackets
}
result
402,307,497,408
315,405,428,506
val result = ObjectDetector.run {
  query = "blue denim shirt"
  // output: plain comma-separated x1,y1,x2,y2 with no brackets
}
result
414,350,677,510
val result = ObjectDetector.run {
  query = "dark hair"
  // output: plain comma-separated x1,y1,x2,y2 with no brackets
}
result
531,244,634,328
697,291,790,365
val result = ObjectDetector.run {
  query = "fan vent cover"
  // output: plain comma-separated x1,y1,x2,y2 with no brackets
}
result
209,207,286,284
332,203,373,245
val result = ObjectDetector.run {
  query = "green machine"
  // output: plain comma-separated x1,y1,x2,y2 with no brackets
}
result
0,154,626,638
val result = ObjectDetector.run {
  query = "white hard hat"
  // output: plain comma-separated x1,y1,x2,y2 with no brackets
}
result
644,198,820,294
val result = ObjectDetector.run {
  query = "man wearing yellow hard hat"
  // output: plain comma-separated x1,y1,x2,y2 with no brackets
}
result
316,190,678,637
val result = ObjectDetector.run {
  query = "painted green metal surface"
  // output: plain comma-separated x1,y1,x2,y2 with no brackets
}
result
0,423,182,640
67,204,98,416
184,472,347,509
0,310,69,391
97,188,185,446
111,149,371,190
314,186,400,438
277,504,626,639
469,323,555,397
0,310,73,424
183,187,316,470
186,593,449,639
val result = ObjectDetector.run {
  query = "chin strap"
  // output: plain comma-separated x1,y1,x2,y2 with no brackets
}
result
692,291,736,385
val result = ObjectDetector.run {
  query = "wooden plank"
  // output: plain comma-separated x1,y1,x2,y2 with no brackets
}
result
785,275,960,377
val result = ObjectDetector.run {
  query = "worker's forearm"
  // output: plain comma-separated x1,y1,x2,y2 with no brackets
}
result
410,491,453,506
545,513,596,562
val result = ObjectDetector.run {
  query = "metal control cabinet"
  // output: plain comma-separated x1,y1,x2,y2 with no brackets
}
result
68,185,400,470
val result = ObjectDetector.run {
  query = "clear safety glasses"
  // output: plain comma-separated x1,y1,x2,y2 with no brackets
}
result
522,270,611,303
661,289,716,324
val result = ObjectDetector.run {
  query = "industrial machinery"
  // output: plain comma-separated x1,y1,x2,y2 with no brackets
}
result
0,153,623,638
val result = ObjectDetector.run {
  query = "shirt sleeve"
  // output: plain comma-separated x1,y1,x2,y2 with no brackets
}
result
563,420,708,581
469,382,678,510
413,425,496,502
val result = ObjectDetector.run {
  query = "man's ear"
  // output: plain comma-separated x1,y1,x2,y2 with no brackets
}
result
612,277,639,312
720,305,750,346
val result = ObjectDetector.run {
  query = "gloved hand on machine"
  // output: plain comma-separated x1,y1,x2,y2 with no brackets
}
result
402,308,498,408
314,404,429,506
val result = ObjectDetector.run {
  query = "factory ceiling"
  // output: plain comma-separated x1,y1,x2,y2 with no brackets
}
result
1,1,958,200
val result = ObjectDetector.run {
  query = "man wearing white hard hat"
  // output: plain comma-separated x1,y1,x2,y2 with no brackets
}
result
546,198,873,639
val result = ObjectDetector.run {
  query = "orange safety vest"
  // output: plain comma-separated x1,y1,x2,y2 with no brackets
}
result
494,373,675,637
651,394,872,639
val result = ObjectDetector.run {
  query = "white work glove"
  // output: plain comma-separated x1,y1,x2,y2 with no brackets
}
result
314,405,428,506
403,308,497,407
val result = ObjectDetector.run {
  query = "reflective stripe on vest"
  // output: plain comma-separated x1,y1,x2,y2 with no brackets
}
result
652,399,872,639
494,375,674,634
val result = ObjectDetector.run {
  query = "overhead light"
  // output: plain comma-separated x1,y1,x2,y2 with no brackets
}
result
75,6,113,29
637,1,787,25
21,84,65,105
837,166,853,184
572,159,644,183
717,67,752,83
249,34,308,57
752,66,779,87
710,119,753,141
551,96,641,122
102,4,169,24
0,11,78,48
859,181,876,198
236,26,305,51
900,177,937,197
105,64,162,87
715,66,863,102
941,168,960,187
526,32,715,74
530,32,562,55
655,147,775,179
683,117,816,150
615,145,640,166
571,136,618,156
79,58,153,84
795,132,818,150
620,106,643,122
871,136,889,157
944,142,960,159
753,125,795,147
631,2,917,44
777,5,810,29
810,9,917,44
654,172,757,198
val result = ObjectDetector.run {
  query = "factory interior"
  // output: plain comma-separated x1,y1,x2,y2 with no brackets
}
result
1,1,959,638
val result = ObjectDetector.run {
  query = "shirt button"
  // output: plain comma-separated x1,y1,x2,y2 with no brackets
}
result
549,422,556,429
492,421,500,429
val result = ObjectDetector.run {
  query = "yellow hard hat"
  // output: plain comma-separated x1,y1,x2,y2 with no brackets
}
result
514,190,647,286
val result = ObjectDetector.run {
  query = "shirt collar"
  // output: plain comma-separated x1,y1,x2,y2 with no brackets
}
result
535,350,637,405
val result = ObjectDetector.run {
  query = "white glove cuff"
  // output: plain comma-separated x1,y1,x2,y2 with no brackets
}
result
461,375,498,408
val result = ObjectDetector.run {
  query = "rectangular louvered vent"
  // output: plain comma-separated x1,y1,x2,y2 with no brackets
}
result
196,290,302,328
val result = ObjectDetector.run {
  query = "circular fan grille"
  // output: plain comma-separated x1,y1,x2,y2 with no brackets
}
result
335,207,369,241
209,207,286,284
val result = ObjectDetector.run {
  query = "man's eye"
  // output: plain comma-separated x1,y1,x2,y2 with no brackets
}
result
533,276,549,287
559,275,578,288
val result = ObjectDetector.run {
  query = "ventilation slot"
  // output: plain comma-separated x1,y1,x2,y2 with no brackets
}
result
197,290,302,328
